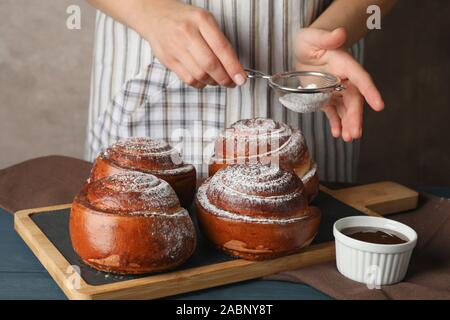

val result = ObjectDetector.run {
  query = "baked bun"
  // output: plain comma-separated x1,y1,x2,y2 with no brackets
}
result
91,137,196,208
196,164,321,260
209,118,319,202
70,172,196,274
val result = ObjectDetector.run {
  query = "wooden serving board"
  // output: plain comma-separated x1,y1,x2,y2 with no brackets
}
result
14,181,418,300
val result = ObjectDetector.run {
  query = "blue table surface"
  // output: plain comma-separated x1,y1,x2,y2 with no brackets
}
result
1,187,447,300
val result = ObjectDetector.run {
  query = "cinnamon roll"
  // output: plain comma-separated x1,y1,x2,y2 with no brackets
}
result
196,164,321,260
91,137,196,208
70,172,196,274
209,118,319,202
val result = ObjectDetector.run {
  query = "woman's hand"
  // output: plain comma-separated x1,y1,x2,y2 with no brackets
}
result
139,0,246,89
295,27,384,141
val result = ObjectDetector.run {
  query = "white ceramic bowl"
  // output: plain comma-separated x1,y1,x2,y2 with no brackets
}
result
333,216,417,286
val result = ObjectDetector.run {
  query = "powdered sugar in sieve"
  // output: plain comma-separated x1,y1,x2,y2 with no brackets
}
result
279,84,332,113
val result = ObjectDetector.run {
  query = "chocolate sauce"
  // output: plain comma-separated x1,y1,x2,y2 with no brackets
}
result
341,227,408,245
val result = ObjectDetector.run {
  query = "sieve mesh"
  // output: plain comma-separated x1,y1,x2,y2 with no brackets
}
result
245,68,344,113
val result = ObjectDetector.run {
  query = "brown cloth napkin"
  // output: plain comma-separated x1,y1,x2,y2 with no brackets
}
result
266,194,450,300
1,156,449,299
0,156,91,213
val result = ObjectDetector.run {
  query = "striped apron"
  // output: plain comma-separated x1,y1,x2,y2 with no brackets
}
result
86,0,364,182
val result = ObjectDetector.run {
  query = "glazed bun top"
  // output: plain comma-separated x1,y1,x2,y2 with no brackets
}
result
197,164,311,223
104,137,193,175
212,118,309,169
84,172,184,216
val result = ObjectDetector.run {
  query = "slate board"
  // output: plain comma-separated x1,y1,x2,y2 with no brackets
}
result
30,191,362,286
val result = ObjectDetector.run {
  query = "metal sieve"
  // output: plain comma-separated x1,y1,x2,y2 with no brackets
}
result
245,68,346,113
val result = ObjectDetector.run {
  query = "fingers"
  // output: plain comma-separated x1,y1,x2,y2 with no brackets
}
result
336,50,384,112
198,12,247,86
298,27,347,50
169,60,206,89
186,29,235,87
175,48,219,86
323,83,363,142
168,9,244,88
341,82,364,141
322,102,342,138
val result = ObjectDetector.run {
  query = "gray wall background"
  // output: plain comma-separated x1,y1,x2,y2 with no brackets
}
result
1,0,449,187
0,0,95,168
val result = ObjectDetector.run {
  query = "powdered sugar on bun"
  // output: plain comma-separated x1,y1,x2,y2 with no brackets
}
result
105,137,193,175
230,117,279,133
113,137,174,157
197,164,311,224
86,172,183,215
212,118,308,170
70,171,196,274
217,164,300,196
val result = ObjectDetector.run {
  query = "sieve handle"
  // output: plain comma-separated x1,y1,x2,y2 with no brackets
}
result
245,68,271,80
